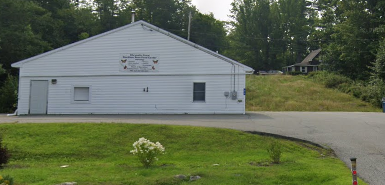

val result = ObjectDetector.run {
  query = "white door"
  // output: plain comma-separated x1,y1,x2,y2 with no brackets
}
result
30,80,48,114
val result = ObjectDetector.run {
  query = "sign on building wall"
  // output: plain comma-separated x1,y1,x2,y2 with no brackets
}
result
119,54,159,72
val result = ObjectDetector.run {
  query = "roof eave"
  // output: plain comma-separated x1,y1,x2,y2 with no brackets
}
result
140,22,254,72
11,20,254,73
11,21,146,68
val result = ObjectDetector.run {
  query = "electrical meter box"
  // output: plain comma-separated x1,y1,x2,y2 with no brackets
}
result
224,91,229,97
231,91,237,100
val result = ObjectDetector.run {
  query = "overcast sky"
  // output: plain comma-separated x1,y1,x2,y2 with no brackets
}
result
190,0,233,21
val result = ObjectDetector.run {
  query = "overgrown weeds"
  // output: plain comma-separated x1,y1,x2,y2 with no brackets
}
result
307,71,385,108
246,75,379,111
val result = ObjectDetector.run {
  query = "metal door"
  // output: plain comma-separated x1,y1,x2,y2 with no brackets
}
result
29,80,48,114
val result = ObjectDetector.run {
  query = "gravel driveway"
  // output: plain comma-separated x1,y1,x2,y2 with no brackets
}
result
1,112,385,185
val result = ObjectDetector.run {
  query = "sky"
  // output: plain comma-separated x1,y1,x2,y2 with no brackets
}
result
190,0,233,21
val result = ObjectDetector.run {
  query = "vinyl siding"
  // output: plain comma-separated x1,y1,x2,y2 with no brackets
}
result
17,75,246,114
20,24,242,77
15,22,250,114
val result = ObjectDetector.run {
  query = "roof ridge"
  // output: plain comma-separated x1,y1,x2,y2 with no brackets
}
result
12,20,253,73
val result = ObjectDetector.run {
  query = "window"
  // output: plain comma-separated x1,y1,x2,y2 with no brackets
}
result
74,87,90,102
193,83,205,102
301,67,307,73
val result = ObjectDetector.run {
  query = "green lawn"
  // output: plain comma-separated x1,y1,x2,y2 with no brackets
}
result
246,75,381,112
0,123,366,185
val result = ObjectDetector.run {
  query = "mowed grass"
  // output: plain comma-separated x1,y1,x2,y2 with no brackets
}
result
246,75,381,112
0,123,366,185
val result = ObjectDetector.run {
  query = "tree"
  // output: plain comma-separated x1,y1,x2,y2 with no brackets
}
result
92,0,131,32
278,0,313,66
190,13,227,53
226,0,315,71
0,0,51,70
129,0,226,52
317,0,385,80
371,38,385,81
227,0,271,71
131,0,183,34
0,74,18,113
0,65,5,75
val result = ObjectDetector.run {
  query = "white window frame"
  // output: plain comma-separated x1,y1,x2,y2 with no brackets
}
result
313,66,318,71
71,86,92,104
193,82,206,103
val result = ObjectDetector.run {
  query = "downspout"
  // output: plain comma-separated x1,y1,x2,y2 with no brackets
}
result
7,109,18,116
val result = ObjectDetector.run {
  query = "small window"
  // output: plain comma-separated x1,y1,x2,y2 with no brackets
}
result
74,87,90,101
193,83,205,102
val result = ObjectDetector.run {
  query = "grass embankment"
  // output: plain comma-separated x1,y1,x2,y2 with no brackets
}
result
0,123,365,185
246,75,381,112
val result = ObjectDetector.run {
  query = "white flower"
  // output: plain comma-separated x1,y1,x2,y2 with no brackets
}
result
130,137,165,167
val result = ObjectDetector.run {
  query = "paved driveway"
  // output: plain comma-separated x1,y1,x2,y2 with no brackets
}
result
1,112,385,185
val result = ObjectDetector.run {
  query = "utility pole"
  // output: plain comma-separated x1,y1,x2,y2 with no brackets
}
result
188,11,192,41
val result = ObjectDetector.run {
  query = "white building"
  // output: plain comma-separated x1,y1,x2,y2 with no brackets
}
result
12,21,254,115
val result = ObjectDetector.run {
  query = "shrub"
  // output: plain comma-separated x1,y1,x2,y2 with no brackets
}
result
288,71,304,76
0,175,14,185
0,65,5,75
323,74,352,88
267,140,282,164
346,82,366,98
0,137,10,167
308,71,385,108
0,74,18,113
336,82,352,93
307,71,352,87
363,79,385,107
306,71,319,78
130,137,165,168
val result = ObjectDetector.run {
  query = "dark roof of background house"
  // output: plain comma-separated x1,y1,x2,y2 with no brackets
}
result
300,49,321,64
289,49,321,67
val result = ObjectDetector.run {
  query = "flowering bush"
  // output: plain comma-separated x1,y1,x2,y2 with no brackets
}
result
0,175,13,185
130,137,165,168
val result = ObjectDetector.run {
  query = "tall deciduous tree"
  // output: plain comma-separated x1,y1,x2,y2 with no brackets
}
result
227,0,314,71
316,0,385,80
93,0,130,32
190,13,227,53
0,0,51,70
131,0,182,32
130,0,226,52
0,65,5,75
371,38,385,81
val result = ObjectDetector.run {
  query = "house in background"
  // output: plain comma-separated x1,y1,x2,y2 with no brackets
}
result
11,20,254,115
282,49,322,74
